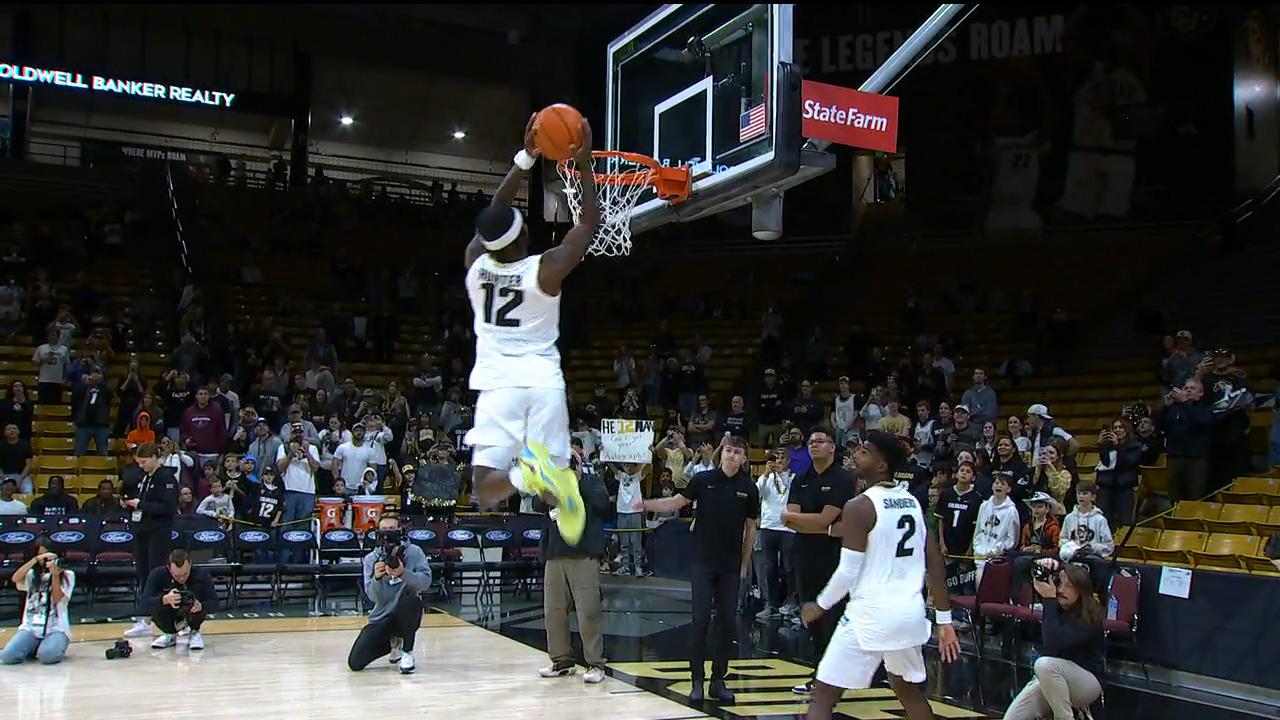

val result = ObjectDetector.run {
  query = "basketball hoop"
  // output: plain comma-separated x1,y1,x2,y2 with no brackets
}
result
557,151,690,257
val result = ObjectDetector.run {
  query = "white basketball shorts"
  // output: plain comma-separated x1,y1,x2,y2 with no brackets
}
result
464,386,570,469
815,615,927,689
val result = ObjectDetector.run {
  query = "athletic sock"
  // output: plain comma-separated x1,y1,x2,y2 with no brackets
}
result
508,463,529,493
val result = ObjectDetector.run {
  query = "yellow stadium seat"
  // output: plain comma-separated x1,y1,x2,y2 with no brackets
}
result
1138,464,1168,503
33,404,71,420
1188,533,1260,571
1162,501,1222,531
1203,504,1270,534
35,437,75,454
1234,477,1280,495
33,455,78,474
78,473,117,492
32,420,74,437
1115,526,1160,561
1141,530,1206,566
77,456,118,473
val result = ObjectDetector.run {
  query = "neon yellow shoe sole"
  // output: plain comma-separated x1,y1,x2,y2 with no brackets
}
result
520,442,585,546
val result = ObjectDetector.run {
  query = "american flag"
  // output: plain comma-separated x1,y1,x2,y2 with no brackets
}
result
739,101,767,142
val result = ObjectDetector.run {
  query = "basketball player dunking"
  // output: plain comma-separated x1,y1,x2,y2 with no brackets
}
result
462,115,598,545
800,431,961,720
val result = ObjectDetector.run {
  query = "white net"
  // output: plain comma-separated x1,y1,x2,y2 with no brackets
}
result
557,154,655,257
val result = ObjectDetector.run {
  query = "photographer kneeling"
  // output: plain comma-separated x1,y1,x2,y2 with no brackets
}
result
1003,558,1103,720
1,538,74,665
348,515,432,674
141,549,219,651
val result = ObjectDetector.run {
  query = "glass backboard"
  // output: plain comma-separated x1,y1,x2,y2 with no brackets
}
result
607,4,794,230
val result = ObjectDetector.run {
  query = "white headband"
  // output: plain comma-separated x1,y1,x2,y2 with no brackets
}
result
481,209,523,251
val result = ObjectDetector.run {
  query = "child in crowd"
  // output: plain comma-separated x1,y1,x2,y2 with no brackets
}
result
972,475,1020,586
196,478,235,528
1059,482,1115,595
937,461,980,559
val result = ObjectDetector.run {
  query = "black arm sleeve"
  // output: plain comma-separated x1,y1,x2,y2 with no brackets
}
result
139,567,166,614
191,568,220,610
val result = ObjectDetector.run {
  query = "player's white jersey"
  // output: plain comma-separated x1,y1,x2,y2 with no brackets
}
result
846,483,930,651
465,253,564,392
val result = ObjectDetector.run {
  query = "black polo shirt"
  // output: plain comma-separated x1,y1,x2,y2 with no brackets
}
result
786,461,855,564
680,468,760,571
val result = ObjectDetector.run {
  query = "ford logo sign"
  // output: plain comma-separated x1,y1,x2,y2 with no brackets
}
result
50,531,86,544
239,530,270,544
447,529,474,542
522,529,542,541
100,531,133,544
484,530,512,543
193,530,226,544
407,529,435,541
325,530,355,543
0,531,35,544
282,530,313,543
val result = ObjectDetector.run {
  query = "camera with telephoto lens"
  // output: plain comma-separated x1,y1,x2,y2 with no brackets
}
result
105,639,134,659
380,529,405,570
1031,561,1060,585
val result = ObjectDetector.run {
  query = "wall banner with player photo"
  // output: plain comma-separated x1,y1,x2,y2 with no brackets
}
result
600,418,656,464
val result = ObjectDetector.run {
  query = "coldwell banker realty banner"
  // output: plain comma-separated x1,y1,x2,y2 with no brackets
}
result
0,61,236,108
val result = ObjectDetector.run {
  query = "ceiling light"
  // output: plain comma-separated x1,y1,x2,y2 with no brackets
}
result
452,130,466,140
340,116,354,126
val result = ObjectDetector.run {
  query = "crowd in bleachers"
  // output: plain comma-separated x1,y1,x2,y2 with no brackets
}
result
1,180,1277,604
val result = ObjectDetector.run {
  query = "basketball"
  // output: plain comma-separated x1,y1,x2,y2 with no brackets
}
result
532,103,584,161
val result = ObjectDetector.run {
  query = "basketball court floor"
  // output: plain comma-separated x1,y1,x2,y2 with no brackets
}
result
0,578,1268,720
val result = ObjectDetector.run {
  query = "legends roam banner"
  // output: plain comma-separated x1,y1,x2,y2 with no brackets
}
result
793,3,1232,230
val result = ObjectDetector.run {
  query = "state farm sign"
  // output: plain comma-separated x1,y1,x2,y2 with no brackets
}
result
801,80,899,153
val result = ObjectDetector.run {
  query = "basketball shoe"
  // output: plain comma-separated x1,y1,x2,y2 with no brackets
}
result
518,442,585,545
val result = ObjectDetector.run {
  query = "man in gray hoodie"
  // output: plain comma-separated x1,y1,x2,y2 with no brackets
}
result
348,516,433,674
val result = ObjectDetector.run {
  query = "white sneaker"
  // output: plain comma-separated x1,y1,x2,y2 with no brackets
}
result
583,666,606,684
151,634,176,649
124,619,153,638
389,637,404,663
189,632,205,651
398,652,416,674
539,663,576,678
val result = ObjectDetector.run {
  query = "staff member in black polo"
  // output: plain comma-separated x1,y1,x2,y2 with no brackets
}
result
781,425,854,695
644,435,759,705
120,442,179,640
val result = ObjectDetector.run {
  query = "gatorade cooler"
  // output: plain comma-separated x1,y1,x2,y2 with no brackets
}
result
317,497,345,531
352,495,387,534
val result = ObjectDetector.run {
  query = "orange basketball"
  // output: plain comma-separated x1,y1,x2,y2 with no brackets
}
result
532,103,584,161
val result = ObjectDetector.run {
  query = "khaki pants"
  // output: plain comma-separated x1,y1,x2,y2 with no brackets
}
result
544,556,606,667
1003,656,1101,720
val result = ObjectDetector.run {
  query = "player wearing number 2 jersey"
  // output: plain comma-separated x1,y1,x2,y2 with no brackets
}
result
461,113,599,545
800,431,960,720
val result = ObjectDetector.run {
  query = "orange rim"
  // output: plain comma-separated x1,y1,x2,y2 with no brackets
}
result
559,151,691,203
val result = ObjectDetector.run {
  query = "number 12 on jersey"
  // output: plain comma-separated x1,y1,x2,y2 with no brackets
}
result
480,282,523,327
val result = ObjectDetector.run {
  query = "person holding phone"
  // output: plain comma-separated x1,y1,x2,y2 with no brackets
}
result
1003,559,1103,720
1095,418,1142,529
754,447,796,621
1,539,74,665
